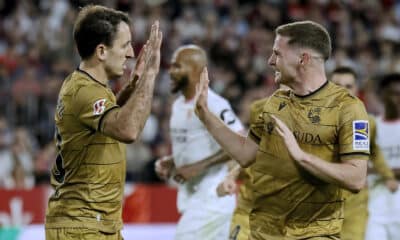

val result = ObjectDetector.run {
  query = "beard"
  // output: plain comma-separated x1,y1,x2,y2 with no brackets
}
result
171,75,189,94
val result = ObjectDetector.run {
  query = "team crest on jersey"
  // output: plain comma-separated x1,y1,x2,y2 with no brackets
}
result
308,107,321,124
353,120,369,150
93,99,106,115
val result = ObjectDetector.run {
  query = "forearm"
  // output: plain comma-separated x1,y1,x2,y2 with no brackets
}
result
297,153,367,192
227,163,241,180
116,76,137,106
370,145,395,180
105,72,156,142
196,149,231,170
197,107,257,167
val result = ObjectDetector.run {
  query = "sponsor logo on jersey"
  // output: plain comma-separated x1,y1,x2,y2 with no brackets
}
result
293,131,322,144
93,99,106,115
353,120,369,150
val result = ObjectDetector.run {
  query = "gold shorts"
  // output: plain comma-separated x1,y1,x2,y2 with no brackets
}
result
45,228,123,240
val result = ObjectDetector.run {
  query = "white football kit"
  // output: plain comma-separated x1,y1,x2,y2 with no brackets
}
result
170,89,243,240
366,117,400,240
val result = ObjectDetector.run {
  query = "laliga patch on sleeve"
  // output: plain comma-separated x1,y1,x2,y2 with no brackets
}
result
353,120,369,150
93,99,106,115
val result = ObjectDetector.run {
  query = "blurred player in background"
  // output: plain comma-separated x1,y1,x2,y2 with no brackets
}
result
155,45,244,240
365,73,400,240
194,20,369,239
330,66,398,240
45,5,162,240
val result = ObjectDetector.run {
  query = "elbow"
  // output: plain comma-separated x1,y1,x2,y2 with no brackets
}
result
117,127,139,144
346,177,367,194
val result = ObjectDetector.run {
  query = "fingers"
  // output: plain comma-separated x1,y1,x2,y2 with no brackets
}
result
270,114,286,137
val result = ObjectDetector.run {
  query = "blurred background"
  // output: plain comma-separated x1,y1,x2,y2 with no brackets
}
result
0,0,399,239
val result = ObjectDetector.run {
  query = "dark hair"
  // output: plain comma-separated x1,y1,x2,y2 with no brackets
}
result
331,66,357,79
379,73,400,91
73,5,131,60
276,20,332,61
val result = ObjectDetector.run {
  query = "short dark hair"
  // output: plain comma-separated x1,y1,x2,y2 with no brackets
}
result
331,66,357,79
73,5,131,60
276,20,332,61
379,73,400,91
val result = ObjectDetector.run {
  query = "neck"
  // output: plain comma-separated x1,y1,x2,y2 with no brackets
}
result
290,66,327,96
79,60,108,85
182,78,198,100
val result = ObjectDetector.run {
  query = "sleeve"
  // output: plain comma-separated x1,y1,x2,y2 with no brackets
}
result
73,84,120,131
248,98,268,144
369,116,395,180
209,95,244,133
338,98,370,161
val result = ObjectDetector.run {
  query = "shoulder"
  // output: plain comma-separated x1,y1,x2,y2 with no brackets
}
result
207,89,232,113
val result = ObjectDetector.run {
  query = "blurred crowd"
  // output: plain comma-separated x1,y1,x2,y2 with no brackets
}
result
0,0,399,189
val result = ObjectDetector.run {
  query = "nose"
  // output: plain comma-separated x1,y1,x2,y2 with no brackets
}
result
268,54,275,66
127,44,134,58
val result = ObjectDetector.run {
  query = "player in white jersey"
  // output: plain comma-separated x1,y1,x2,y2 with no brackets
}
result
155,45,244,240
366,73,400,240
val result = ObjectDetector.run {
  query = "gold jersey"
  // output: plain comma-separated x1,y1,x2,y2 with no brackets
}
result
45,70,126,233
248,81,370,239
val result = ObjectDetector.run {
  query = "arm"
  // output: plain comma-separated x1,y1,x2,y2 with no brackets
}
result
368,116,398,192
195,68,258,167
175,149,231,181
101,21,163,143
272,115,367,193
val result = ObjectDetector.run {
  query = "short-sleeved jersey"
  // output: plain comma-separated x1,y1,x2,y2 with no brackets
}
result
248,81,370,239
45,70,126,233
170,89,243,213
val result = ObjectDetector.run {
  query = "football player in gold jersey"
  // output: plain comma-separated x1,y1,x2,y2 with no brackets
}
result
330,67,398,240
216,98,267,240
45,5,162,240
194,21,369,239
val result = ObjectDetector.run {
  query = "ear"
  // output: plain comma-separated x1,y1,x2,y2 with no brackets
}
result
299,53,310,66
95,44,108,61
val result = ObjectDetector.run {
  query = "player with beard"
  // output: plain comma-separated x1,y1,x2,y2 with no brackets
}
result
194,21,369,239
155,45,244,240
45,5,162,240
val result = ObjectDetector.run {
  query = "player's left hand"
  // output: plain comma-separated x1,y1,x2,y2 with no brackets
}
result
271,115,306,162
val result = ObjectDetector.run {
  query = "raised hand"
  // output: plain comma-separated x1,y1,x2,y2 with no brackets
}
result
143,20,163,77
194,67,210,116
271,114,306,162
129,42,148,88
